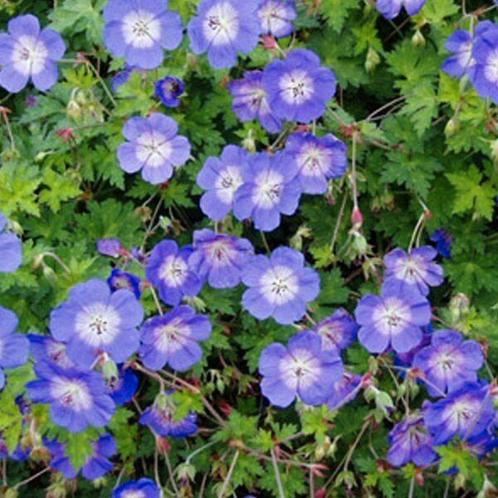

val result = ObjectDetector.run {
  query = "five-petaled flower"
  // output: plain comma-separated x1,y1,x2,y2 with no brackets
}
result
241,247,320,324
0,213,22,273
259,331,343,407
117,113,191,185
257,0,296,39
0,14,65,93
103,0,183,69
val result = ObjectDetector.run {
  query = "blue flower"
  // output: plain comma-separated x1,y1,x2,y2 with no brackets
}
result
257,0,296,38
146,240,202,306
187,0,260,69
107,366,139,406
103,0,183,70
189,229,254,289
0,307,29,389
259,331,343,407
111,65,138,92
326,372,362,411
233,152,302,232
241,247,320,325
197,145,250,221
112,478,161,498
139,306,211,372
0,14,65,93
387,415,436,467
108,269,142,299
313,308,358,353
382,246,444,297
229,71,282,133
413,329,484,397
97,238,123,258
49,278,144,369
430,228,453,259
140,392,198,437
355,286,431,354
155,76,185,108
28,334,78,370
284,132,347,194
442,30,475,79
263,49,336,123
45,434,116,480
423,382,496,445
117,113,191,185
0,213,22,273
27,362,115,432
376,0,426,20
471,22,498,103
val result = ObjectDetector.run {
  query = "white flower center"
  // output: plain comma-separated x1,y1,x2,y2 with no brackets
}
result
122,492,145,498
393,256,427,284
298,144,329,177
46,341,74,369
122,10,161,48
206,239,234,266
155,319,190,354
12,35,48,76
203,2,239,47
280,348,320,390
136,131,172,168
51,377,93,411
260,265,298,305
75,303,121,347
457,40,474,71
444,397,481,433
280,69,314,105
484,49,498,84
253,170,284,208
258,1,289,34
316,322,343,349
214,166,244,204
159,255,188,287
373,297,410,335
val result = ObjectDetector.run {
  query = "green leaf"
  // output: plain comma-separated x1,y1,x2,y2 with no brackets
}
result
399,83,438,136
318,0,358,32
40,168,82,213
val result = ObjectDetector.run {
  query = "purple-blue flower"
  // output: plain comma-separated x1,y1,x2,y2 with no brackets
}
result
111,66,138,92
108,269,142,300
97,238,123,258
49,278,144,369
113,478,161,498
313,308,358,353
355,287,431,354
258,0,296,38
27,362,115,432
375,0,426,20
233,152,301,232
189,229,254,289
430,229,453,259
139,305,211,372
442,30,475,79
326,372,362,411
395,325,432,367
117,113,191,185
471,22,498,103
28,334,78,370
45,434,116,480
382,246,444,296
197,145,249,222
241,247,320,325
229,71,282,133
0,214,22,273
107,366,139,406
0,14,65,93
412,329,484,397
0,307,29,389
387,415,437,467
263,49,336,123
103,0,183,70
423,382,496,445
140,392,198,437
284,132,347,194
155,76,185,108
259,331,343,407
146,240,202,306
187,0,260,69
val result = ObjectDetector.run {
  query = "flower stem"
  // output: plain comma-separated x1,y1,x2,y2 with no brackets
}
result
217,450,240,498
271,449,286,498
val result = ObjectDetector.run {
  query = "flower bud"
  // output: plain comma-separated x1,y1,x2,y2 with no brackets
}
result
449,293,470,324
444,117,460,137
156,436,171,454
351,207,363,228
365,47,381,72
490,139,498,163
261,34,278,50
412,29,425,46
4,489,18,498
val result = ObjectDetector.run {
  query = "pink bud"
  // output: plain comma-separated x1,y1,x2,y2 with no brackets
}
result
261,35,278,50
56,128,74,143
351,207,363,227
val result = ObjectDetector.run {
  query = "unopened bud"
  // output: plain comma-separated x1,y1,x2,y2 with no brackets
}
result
365,47,381,72
449,293,470,324
444,117,460,137
155,436,171,454
412,30,425,46
261,34,278,50
351,207,363,228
